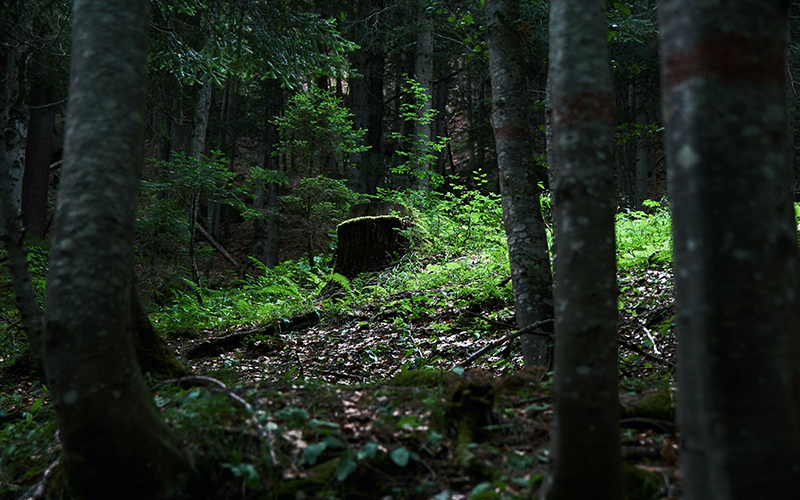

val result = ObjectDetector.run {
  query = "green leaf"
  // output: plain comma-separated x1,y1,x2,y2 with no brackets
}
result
357,441,379,461
304,442,327,465
390,446,410,467
336,451,358,481
30,396,44,412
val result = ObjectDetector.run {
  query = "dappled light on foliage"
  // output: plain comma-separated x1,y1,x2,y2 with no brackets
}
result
2,190,680,498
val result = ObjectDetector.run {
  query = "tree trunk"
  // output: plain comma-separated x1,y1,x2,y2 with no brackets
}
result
254,78,282,269
543,0,622,498
414,0,434,189
43,0,196,496
1,36,31,231
485,0,555,368
0,89,45,378
131,284,190,378
633,82,649,209
660,1,800,498
22,66,56,240
347,0,386,195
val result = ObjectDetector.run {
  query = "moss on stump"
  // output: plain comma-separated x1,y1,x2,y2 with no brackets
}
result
332,215,410,278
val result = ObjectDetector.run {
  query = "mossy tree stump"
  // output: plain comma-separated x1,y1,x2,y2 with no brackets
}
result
332,215,410,278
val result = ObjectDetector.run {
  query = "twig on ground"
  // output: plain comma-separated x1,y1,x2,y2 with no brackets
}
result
463,310,515,329
153,375,278,465
25,456,59,500
317,370,363,381
619,338,673,367
458,318,554,368
619,417,677,434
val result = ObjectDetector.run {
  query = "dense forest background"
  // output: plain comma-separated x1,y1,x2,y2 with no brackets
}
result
2,0,800,499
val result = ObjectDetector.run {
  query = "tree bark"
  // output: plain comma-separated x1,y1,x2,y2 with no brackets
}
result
22,65,56,240
254,78,282,269
0,90,45,378
543,0,622,498
131,284,190,378
414,1,434,189
485,0,555,368
659,1,800,498
43,0,196,497
347,0,386,195
633,82,649,209
1,33,32,231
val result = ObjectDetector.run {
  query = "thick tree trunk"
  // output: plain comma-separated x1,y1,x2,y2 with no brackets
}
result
485,0,555,368
660,1,800,498
43,0,196,496
544,0,622,498
131,285,190,378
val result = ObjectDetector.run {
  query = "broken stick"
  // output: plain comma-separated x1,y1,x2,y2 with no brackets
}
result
459,318,554,367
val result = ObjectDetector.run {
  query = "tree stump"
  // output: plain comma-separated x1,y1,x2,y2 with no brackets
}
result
332,215,410,278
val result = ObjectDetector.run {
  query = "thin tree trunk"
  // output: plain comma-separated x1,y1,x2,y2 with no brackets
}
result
660,1,800,498
543,0,622,498
485,0,555,369
22,66,56,240
43,0,196,496
634,83,649,209
1,38,32,231
254,78,282,269
0,96,44,377
414,1,434,189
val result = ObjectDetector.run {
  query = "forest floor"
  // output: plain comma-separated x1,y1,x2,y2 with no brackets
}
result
1,253,680,500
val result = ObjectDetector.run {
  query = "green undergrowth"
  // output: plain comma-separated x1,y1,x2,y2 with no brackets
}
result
147,367,550,499
615,199,672,268
150,192,675,338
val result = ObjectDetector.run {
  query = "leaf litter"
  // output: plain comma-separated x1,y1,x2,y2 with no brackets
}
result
1,263,681,499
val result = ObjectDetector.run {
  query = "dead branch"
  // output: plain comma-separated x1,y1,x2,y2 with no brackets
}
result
619,338,674,367
463,310,515,329
183,309,320,359
194,222,245,278
458,318,554,367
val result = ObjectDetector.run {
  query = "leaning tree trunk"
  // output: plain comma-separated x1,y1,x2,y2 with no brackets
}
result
543,0,622,499
43,0,196,497
660,1,800,498
485,0,555,368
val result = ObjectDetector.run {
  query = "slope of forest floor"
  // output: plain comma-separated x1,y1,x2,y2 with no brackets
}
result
1,253,680,500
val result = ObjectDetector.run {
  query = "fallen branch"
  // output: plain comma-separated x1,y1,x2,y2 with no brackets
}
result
619,338,674,367
317,370,363,381
463,310,515,329
153,375,278,465
458,318,554,367
25,456,60,500
195,222,245,278
183,309,321,359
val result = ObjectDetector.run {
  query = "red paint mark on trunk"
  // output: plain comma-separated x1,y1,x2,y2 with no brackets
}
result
552,91,614,126
496,124,529,139
663,32,784,88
